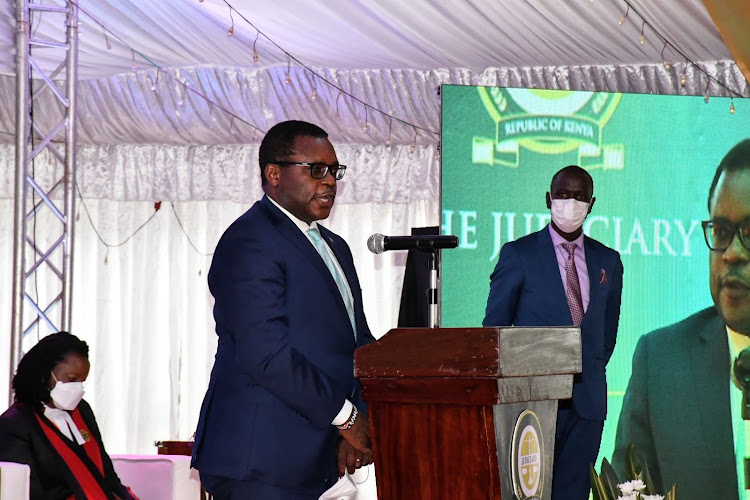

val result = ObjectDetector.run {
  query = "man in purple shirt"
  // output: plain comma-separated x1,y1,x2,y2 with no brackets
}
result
484,165,624,500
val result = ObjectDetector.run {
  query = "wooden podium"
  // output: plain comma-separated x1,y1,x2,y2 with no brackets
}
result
354,326,581,500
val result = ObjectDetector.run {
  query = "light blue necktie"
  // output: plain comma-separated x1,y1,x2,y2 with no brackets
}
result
307,227,357,338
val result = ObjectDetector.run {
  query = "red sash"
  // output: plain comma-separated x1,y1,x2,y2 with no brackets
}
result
71,408,104,474
35,409,109,500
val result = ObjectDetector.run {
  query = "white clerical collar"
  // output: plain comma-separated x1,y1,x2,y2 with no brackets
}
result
43,404,86,445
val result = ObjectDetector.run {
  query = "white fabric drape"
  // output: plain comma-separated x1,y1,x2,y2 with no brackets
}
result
0,197,438,453
0,199,13,406
0,61,747,150
0,143,440,203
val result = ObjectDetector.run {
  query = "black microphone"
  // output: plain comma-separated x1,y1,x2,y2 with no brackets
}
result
734,348,750,488
367,233,459,254
734,348,750,419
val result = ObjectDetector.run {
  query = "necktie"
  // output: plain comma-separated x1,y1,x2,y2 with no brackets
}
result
307,227,357,338
562,242,584,326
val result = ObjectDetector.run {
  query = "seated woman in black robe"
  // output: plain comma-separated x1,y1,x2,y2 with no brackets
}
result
0,332,137,500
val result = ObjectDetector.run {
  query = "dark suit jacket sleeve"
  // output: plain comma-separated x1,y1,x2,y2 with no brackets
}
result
0,406,35,464
483,242,523,327
603,254,624,363
209,228,350,428
0,407,67,500
612,334,663,490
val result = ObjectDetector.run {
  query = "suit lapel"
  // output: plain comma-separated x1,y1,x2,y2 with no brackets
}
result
690,315,734,460
259,197,349,311
319,225,360,342
583,236,601,318
537,228,571,324
318,226,356,295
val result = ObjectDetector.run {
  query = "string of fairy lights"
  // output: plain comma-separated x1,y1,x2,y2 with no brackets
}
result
72,0,264,138
615,0,743,113
213,0,439,139
71,0,439,146
73,187,215,261
46,0,449,263
11,0,747,262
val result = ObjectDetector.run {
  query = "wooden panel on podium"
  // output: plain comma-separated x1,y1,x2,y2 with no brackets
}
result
354,327,580,500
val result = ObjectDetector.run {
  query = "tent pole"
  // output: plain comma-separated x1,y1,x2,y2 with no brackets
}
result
9,0,79,406
10,0,30,406
62,2,79,332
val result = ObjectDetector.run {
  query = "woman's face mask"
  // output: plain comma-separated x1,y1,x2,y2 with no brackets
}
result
48,353,90,410
49,373,85,410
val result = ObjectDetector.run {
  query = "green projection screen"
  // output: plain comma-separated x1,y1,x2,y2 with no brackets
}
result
440,85,749,464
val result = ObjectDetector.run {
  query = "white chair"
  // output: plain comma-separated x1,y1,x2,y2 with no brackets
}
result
0,461,30,500
111,454,202,500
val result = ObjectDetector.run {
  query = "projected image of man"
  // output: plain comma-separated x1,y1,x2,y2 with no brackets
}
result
483,165,624,500
613,138,750,500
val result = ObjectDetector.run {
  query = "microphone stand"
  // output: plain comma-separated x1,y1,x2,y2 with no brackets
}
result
733,349,750,492
741,381,750,492
368,231,456,329
426,249,439,329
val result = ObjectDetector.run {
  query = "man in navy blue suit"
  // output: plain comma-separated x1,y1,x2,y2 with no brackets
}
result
483,165,624,500
192,120,377,499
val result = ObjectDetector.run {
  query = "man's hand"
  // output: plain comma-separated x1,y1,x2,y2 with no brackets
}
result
338,409,373,473
337,437,373,477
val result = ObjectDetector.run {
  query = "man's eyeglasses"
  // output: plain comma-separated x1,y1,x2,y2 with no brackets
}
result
702,220,750,251
273,161,347,180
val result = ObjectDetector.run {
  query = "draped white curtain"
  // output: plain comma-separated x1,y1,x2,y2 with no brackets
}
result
76,197,440,452
0,61,747,151
0,195,438,453
0,112,442,454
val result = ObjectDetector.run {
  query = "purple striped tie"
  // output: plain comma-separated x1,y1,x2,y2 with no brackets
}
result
562,242,584,326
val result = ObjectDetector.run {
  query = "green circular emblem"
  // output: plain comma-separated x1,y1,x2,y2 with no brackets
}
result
474,87,623,170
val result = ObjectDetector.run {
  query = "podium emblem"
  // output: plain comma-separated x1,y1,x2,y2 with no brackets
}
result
510,409,544,500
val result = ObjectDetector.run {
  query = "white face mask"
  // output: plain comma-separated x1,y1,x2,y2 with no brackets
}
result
50,373,85,411
550,198,590,234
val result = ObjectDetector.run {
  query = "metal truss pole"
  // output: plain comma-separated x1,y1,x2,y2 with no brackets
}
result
10,0,30,403
63,3,78,331
10,0,78,405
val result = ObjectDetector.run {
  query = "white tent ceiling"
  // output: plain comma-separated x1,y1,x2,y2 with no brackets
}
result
0,0,736,76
